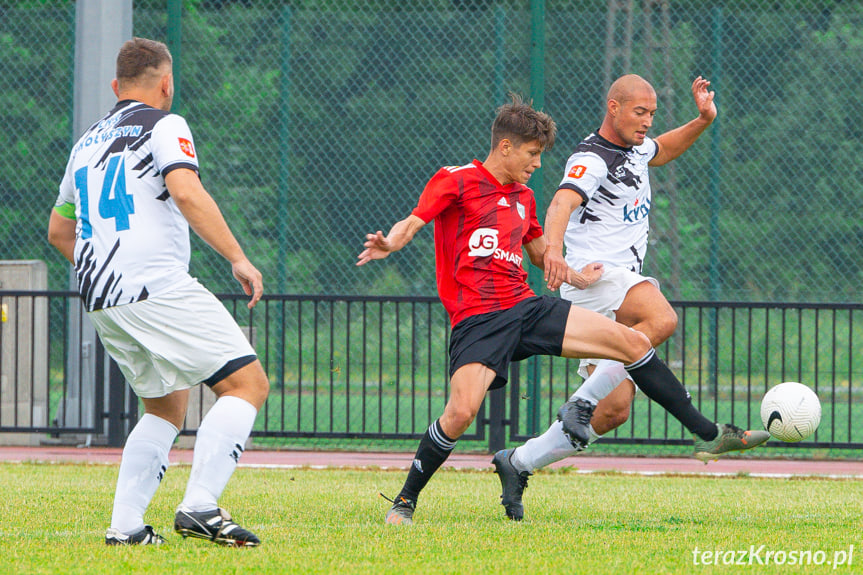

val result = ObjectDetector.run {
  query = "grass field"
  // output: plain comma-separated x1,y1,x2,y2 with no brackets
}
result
3,462,861,574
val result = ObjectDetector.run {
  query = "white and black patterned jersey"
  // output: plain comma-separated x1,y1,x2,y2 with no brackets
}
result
557,132,659,273
55,100,200,311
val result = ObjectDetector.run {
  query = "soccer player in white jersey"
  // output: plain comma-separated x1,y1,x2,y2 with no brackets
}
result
48,37,269,546
491,75,770,520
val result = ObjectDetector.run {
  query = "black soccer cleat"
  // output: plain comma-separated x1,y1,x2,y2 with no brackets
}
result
105,525,165,546
557,398,595,448
174,506,260,547
491,449,531,521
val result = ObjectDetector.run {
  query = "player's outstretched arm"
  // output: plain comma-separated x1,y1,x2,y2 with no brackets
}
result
525,236,603,291
543,188,585,290
165,168,263,308
356,215,426,266
567,262,604,290
651,76,717,167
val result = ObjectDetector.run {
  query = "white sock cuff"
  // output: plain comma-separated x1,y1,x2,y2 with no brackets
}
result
130,413,179,446
573,359,629,405
202,395,258,429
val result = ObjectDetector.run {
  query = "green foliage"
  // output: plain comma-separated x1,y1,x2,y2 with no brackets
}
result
3,1,863,301
0,2,74,287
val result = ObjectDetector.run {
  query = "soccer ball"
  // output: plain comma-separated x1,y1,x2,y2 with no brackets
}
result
760,382,821,442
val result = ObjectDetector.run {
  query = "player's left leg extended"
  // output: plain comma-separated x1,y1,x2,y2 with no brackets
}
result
385,363,495,525
557,306,769,459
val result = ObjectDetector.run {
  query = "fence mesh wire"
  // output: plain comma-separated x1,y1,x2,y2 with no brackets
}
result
2,0,862,303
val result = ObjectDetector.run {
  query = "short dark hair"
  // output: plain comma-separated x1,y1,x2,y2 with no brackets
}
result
116,37,172,83
491,93,556,151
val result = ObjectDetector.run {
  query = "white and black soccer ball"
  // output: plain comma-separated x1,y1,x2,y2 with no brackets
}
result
760,382,821,442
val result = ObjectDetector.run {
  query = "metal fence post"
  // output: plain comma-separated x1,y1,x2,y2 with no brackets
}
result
66,0,133,444
104,345,127,447
167,0,182,114
708,6,723,394
487,387,506,453
525,0,546,437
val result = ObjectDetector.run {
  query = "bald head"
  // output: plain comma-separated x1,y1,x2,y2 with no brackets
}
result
607,74,655,105
599,74,658,148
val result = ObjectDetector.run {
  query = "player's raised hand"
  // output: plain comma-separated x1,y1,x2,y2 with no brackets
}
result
567,262,604,290
232,258,263,309
357,231,393,266
692,76,717,123
543,249,570,291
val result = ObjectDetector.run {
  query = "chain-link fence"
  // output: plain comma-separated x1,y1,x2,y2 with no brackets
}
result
3,0,862,303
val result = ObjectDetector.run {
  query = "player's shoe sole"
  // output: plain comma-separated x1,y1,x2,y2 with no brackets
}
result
557,399,595,448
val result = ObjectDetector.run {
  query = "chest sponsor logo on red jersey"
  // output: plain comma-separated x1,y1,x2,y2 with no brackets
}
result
468,228,498,257
178,138,196,158
467,227,522,266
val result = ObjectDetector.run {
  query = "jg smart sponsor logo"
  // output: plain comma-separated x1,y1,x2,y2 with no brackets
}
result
467,228,522,265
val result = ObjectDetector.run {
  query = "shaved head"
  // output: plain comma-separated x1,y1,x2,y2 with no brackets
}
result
607,74,655,104
599,74,658,148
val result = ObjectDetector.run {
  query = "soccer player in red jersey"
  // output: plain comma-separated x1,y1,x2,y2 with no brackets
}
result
357,95,763,525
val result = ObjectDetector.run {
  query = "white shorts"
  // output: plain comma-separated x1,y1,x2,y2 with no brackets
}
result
561,267,658,379
88,278,256,398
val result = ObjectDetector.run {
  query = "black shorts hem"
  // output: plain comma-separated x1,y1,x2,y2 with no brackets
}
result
202,354,257,387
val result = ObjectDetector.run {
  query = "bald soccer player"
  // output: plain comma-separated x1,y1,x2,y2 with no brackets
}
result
491,75,770,521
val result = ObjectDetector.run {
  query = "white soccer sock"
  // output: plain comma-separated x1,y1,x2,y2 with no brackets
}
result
587,424,602,444
511,420,580,473
571,359,630,405
110,413,178,534
180,395,257,512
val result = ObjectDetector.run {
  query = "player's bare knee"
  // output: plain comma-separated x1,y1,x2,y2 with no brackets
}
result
212,360,270,408
249,372,270,406
442,404,477,435
622,328,652,363
657,310,678,342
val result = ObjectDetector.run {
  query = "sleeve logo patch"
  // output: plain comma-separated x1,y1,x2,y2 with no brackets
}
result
178,138,196,158
568,165,587,179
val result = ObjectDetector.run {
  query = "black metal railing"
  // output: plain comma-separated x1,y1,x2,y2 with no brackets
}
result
1,291,861,450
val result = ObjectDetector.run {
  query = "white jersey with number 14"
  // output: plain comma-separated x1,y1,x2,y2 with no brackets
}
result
56,100,200,312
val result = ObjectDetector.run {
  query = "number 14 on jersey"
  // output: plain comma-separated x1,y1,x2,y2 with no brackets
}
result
74,154,135,239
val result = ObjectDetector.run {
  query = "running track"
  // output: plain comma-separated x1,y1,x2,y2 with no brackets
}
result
2,446,863,479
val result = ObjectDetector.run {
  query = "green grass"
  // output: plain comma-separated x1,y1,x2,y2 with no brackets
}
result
2,462,862,574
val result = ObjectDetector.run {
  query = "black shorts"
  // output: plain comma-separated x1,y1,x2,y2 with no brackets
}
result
448,295,571,390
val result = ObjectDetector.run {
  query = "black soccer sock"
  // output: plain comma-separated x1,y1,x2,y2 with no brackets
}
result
624,349,718,441
397,419,456,503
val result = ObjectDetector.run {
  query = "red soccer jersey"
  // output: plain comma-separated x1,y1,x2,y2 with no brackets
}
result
411,160,544,327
